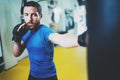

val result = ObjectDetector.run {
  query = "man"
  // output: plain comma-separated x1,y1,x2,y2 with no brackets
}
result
12,1,82,80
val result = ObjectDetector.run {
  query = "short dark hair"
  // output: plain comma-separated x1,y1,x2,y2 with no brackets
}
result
21,1,42,15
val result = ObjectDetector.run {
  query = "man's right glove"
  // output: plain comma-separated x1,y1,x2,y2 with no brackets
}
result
78,31,88,47
12,23,28,43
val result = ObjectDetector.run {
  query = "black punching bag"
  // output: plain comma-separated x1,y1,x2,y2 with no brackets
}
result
86,0,120,80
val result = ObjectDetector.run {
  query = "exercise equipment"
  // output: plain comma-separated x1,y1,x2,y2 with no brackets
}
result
86,0,120,80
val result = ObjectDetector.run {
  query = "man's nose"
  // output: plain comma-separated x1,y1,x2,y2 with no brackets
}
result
28,15,32,21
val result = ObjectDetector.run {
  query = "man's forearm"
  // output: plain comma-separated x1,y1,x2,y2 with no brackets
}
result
13,42,25,57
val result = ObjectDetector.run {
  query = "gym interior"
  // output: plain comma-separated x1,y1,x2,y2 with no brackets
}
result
1,0,120,80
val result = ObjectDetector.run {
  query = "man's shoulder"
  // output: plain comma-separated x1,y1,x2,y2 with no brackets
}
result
40,24,54,31
40,24,48,28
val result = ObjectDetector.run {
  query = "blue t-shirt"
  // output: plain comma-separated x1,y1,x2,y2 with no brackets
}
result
22,24,56,78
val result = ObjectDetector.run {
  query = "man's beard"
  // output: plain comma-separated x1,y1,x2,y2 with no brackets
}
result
26,22,40,31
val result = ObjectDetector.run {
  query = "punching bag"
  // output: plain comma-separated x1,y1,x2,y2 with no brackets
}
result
86,0,120,80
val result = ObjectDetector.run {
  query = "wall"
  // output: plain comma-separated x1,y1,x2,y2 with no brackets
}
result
0,0,28,70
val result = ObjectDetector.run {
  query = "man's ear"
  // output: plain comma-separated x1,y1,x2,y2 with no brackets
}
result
40,14,42,18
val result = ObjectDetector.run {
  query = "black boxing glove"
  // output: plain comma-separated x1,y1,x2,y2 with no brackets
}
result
78,31,88,47
12,23,28,43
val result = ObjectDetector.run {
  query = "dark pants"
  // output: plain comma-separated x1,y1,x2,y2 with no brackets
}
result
28,74,58,80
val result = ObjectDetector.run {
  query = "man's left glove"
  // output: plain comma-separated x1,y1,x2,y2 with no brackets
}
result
12,23,28,43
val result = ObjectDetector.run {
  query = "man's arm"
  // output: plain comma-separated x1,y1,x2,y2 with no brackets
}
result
12,23,27,57
13,41,25,57
49,33,80,48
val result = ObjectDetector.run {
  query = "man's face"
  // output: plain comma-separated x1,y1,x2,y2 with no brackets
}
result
23,6,42,30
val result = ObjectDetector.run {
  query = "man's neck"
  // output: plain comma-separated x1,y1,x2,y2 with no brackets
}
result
31,23,40,32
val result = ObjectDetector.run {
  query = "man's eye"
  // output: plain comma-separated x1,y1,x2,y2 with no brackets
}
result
33,13,38,16
24,13,28,16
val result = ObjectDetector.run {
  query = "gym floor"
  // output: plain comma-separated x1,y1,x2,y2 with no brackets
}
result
0,46,88,80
